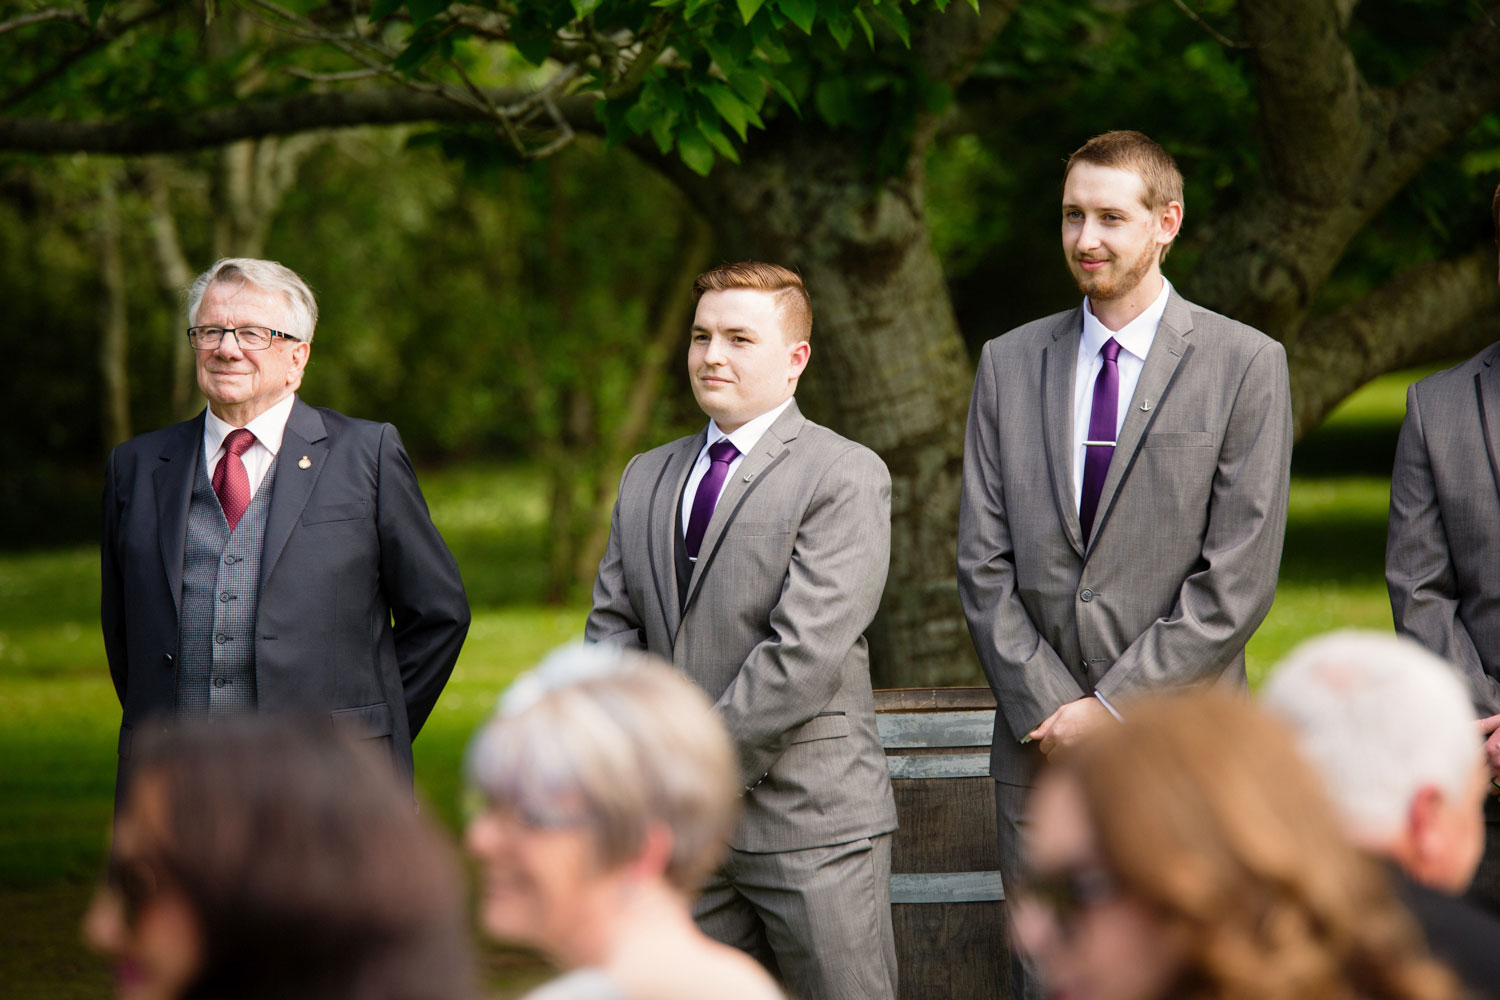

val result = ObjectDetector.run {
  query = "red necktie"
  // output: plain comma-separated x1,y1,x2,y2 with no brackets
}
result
212,428,256,531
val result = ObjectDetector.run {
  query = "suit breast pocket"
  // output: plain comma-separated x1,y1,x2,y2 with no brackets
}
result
729,519,793,537
301,500,370,525
1142,432,1213,449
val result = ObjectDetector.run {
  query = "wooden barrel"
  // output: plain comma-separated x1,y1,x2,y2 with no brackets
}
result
875,687,1008,999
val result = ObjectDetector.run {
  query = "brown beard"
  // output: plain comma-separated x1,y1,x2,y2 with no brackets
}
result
1071,241,1158,301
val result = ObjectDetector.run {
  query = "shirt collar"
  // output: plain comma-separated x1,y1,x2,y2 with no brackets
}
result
203,393,297,457
705,397,795,457
1082,278,1173,363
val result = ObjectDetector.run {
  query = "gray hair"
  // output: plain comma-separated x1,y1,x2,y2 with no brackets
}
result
467,643,739,892
1262,630,1481,843
187,258,319,343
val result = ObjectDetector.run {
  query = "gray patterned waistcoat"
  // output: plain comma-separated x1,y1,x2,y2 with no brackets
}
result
175,453,278,715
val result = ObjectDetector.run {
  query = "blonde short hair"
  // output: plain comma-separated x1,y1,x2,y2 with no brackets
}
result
467,644,739,892
692,261,812,343
188,257,320,343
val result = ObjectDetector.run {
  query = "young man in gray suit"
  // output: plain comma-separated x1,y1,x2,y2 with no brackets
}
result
587,262,898,1000
101,258,469,796
957,131,1293,1000
1387,181,1500,912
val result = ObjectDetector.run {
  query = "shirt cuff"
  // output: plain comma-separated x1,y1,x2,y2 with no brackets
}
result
1094,690,1123,722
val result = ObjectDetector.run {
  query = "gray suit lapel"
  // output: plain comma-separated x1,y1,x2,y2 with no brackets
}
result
679,401,802,624
1475,345,1500,505
1042,310,1086,558
1086,293,1192,551
649,431,703,642
154,413,205,617
260,398,328,589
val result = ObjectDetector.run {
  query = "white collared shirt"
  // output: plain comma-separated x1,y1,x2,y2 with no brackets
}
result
203,393,297,496
1071,279,1172,509
680,397,795,555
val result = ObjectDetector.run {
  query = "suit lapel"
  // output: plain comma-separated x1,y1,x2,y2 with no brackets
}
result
677,402,802,629
1042,310,1086,558
1475,345,1500,505
153,413,205,617
1086,292,1192,551
260,398,328,589
649,431,703,643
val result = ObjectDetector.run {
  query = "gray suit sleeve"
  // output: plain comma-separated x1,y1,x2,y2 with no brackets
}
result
584,456,647,649
712,446,890,787
1387,384,1500,715
958,342,1087,740
376,424,471,739
1096,339,1292,702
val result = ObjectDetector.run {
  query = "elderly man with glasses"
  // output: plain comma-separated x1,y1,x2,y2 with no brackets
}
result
100,258,469,803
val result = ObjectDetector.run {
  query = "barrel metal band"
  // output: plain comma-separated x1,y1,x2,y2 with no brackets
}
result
890,871,1005,904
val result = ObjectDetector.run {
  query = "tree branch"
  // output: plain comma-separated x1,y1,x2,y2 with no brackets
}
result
0,8,89,36
0,87,600,154
1238,0,1373,205
1287,245,1500,435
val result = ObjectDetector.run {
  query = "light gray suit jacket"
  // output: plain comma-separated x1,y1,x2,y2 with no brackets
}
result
1387,343,1500,716
958,290,1293,785
586,400,898,853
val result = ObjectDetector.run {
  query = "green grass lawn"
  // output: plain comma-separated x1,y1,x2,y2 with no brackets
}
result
0,366,1443,996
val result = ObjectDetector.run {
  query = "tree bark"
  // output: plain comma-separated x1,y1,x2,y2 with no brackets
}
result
682,127,980,686
143,162,198,418
97,169,131,449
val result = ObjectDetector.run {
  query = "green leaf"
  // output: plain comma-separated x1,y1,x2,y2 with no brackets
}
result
677,127,716,176
967,0,980,11
827,12,856,50
86,0,107,27
726,68,765,110
702,83,751,140
737,0,766,22
649,113,676,154
699,123,742,164
777,0,816,34
406,0,446,27
369,0,404,22
814,76,852,128
572,0,604,17
768,77,802,116
875,3,911,47
852,8,874,47
512,29,555,66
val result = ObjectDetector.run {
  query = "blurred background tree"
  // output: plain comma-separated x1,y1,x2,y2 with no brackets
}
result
2,0,1498,686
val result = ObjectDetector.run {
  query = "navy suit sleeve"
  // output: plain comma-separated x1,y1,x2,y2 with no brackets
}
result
100,447,128,704
375,424,470,738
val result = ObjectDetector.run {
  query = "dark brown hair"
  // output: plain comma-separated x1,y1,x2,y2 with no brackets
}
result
1047,691,1462,1000
126,717,476,1000
692,261,813,342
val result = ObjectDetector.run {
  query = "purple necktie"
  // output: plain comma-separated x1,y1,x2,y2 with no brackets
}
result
686,439,740,559
213,428,256,532
1079,338,1121,542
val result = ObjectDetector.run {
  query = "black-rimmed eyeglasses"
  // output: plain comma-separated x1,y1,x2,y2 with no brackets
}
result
187,326,302,351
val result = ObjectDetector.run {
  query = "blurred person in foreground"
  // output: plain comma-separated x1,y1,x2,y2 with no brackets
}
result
465,643,783,1000
1014,690,1464,1000
83,715,476,1000
101,257,468,800
1263,631,1500,996
1387,180,1500,909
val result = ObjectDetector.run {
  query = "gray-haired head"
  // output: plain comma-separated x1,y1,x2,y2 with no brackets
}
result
1262,631,1482,849
187,258,319,344
467,643,739,893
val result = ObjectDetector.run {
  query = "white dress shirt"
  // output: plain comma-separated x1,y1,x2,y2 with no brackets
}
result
680,397,795,557
1071,278,1173,509
203,393,297,496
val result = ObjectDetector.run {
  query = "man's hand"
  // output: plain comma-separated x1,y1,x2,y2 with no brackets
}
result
1029,697,1112,757
1479,714,1500,790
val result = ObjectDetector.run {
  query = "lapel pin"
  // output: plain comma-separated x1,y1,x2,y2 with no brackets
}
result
743,472,754,482
298,456,312,469
1140,399,1153,412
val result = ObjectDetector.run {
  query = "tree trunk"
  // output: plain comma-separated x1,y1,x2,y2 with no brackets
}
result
694,130,980,687
143,162,199,418
97,168,131,450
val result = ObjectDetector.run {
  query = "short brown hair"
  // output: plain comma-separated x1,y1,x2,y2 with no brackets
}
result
692,261,812,343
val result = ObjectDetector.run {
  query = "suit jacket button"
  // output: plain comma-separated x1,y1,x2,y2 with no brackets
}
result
161,653,174,668
1080,588,1094,602
213,676,226,688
